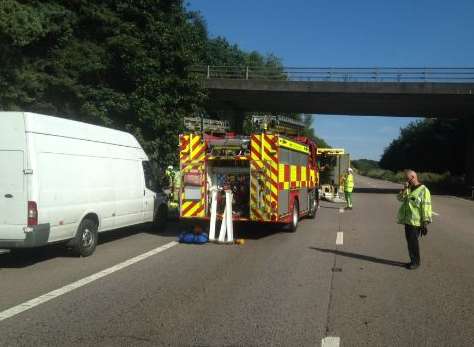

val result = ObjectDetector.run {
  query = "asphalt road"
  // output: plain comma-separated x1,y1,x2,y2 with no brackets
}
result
1,174,473,346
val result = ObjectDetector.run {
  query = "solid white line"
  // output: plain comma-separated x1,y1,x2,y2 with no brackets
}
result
0,241,178,322
432,211,440,216
336,232,343,245
322,336,340,347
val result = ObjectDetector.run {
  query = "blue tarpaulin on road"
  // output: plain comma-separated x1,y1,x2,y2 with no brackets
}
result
178,232,209,244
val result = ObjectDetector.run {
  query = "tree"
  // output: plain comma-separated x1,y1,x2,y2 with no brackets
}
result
380,118,466,174
0,1,330,172
300,114,330,148
0,0,206,171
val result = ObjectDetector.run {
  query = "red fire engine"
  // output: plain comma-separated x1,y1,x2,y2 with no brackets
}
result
179,116,319,231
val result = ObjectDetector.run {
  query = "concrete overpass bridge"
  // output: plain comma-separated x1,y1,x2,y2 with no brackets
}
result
193,66,474,185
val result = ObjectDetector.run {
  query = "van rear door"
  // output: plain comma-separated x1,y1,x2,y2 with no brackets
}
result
0,113,28,240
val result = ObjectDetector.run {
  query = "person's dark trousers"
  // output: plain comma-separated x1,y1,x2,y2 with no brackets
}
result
405,224,421,265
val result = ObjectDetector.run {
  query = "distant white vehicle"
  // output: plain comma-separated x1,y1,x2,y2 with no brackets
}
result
0,112,168,256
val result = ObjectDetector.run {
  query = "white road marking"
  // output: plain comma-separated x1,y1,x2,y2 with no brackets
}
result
336,232,344,245
322,336,340,347
339,208,344,213
0,249,9,255
432,211,440,216
0,241,178,322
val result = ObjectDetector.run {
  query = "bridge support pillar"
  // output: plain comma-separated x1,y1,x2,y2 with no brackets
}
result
466,117,474,188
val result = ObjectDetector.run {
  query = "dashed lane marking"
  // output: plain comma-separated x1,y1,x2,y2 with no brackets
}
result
336,232,344,245
0,241,178,322
322,336,340,347
433,211,440,216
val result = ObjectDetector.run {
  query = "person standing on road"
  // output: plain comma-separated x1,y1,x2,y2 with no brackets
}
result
342,168,354,209
397,170,432,270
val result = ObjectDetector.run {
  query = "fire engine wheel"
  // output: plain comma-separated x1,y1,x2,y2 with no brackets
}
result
71,219,98,257
308,191,318,219
290,201,299,232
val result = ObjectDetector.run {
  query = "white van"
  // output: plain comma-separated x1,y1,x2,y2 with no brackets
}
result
0,112,168,256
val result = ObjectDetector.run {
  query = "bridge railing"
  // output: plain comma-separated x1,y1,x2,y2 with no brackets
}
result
190,66,474,82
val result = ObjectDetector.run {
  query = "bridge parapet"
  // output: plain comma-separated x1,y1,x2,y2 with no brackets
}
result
191,66,474,83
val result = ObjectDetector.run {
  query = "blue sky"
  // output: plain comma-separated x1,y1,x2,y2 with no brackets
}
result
188,0,474,160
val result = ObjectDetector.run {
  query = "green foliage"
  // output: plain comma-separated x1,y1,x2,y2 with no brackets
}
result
380,118,467,175
351,159,379,173
360,168,465,194
0,1,330,175
360,119,468,192
0,0,206,172
300,114,330,148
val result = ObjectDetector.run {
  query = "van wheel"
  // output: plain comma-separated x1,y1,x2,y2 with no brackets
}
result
153,203,168,230
71,219,98,257
289,201,299,232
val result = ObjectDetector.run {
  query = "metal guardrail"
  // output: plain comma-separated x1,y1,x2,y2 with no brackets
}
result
190,66,474,82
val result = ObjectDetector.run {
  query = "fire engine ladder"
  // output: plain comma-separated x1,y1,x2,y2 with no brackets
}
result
251,115,306,136
184,116,230,134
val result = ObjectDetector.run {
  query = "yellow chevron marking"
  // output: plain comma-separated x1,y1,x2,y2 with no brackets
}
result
181,201,193,213
190,134,201,148
186,201,202,217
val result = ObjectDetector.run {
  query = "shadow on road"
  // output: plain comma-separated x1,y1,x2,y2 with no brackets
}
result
0,219,284,268
170,217,287,240
354,187,400,194
309,247,406,268
234,222,285,240
319,205,343,210
0,221,183,269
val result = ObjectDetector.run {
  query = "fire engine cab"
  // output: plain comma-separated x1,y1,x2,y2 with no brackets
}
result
178,116,319,231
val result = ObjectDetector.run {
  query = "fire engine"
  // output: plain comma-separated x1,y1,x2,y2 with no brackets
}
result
178,116,319,231
317,148,350,201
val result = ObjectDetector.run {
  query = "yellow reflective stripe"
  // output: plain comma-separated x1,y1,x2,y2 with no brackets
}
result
251,140,261,161
190,134,201,148
253,160,264,170
181,201,193,213
279,163,285,183
290,165,297,182
278,137,309,154
186,202,202,217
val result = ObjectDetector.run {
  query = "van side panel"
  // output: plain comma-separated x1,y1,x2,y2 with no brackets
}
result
113,159,143,228
36,152,116,241
0,113,28,241
1,112,152,248
31,131,148,243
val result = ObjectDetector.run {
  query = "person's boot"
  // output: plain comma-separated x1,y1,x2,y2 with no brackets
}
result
406,262,419,270
406,257,420,270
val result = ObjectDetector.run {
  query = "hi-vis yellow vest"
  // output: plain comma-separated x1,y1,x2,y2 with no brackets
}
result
397,185,432,227
344,174,354,192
